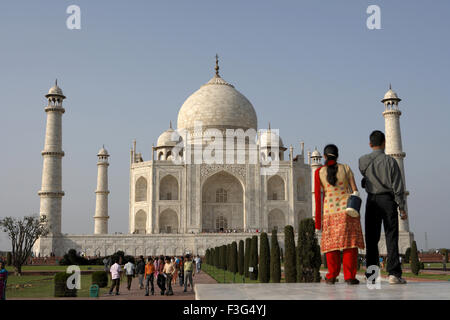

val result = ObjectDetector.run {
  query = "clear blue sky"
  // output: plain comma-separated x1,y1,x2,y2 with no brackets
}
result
1,0,449,250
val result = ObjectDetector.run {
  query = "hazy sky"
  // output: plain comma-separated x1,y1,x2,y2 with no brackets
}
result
1,1,449,251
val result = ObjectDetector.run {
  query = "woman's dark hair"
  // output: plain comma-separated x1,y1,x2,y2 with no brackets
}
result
323,144,339,186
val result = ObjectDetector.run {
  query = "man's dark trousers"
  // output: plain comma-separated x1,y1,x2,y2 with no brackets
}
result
145,274,154,295
365,193,402,278
109,278,120,294
127,275,133,290
157,274,166,294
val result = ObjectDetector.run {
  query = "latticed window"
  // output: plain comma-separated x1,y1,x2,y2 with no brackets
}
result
215,216,228,231
166,192,172,200
272,192,278,200
215,188,228,203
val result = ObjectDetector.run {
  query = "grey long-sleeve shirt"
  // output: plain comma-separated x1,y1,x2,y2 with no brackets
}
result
359,149,406,210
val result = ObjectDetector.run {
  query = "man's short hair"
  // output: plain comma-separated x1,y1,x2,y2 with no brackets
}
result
370,130,385,147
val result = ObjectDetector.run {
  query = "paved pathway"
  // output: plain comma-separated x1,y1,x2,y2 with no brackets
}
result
98,271,217,300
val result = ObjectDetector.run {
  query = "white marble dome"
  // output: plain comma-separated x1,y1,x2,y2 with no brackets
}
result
177,74,257,131
98,147,109,156
157,127,182,147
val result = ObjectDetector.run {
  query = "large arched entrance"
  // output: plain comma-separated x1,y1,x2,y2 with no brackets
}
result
202,171,244,232
159,209,178,233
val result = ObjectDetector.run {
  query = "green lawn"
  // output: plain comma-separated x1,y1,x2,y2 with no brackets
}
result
5,272,109,298
6,265,104,272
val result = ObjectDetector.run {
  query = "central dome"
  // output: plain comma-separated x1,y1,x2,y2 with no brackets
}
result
177,73,258,132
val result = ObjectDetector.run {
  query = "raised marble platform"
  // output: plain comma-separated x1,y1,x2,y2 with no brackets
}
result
195,281,450,300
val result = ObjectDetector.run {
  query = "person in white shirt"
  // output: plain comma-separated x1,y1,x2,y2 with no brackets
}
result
124,260,135,290
194,255,202,274
108,258,122,295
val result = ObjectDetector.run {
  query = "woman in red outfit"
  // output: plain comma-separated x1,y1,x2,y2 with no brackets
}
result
314,144,365,284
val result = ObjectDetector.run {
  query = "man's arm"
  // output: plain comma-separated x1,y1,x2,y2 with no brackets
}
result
389,158,406,211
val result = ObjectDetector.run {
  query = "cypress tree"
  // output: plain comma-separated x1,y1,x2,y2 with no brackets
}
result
230,241,238,273
410,240,420,275
280,247,284,263
259,232,270,283
249,235,259,280
227,244,232,271
238,240,245,275
270,229,281,283
404,247,411,263
222,245,228,270
296,218,322,282
215,247,220,268
284,225,297,282
244,238,251,278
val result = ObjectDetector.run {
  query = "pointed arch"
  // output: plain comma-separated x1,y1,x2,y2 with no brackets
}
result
134,210,147,234
267,175,285,200
159,209,178,233
159,174,179,200
268,208,285,232
135,177,147,202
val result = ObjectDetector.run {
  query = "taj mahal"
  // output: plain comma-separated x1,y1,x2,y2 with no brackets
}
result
34,57,413,257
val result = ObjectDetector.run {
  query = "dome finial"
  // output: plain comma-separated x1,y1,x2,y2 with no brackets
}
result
215,54,220,76
169,120,173,129
389,83,392,90
55,78,58,86
268,121,271,130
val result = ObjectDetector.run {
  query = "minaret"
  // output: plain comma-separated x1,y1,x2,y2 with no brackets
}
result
381,85,409,232
94,146,110,234
38,80,66,235
310,148,322,219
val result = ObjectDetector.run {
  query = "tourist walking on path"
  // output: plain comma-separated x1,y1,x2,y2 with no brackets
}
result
184,254,195,292
124,260,135,290
194,255,202,274
359,130,408,284
144,257,155,296
314,144,365,285
0,261,8,300
156,255,166,295
136,256,145,289
108,258,122,295
178,256,185,286
163,257,175,296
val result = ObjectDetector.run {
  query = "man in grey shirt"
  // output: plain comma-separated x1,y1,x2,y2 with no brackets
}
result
359,130,408,284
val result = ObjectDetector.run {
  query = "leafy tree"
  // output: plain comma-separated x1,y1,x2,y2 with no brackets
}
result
6,252,12,266
0,215,49,275
244,238,251,277
249,235,259,280
410,241,420,275
259,232,270,283
270,229,281,283
238,240,245,275
296,218,322,282
284,225,297,282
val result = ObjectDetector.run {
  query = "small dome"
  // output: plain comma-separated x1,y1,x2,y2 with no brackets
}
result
157,128,182,147
258,129,284,148
98,147,109,156
46,80,65,98
381,86,401,103
311,149,321,158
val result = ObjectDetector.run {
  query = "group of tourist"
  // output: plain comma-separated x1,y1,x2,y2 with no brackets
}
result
107,254,202,296
315,130,408,285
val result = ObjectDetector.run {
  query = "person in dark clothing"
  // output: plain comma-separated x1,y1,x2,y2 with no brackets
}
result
359,130,408,284
136,256,146,289
156,255,166,295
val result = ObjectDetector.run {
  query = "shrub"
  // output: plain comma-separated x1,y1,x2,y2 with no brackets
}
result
92,271,109,288
227,244,232,271
404,247,411,264
259,232,270,283
284,225,297,282
244,238,251,278
296,218,322,283
410,241,420,275
6,252,12,266
230,241,238,274
249,236,258,280
238,240,245,275
223,245,228,270
270,229,281,283
54,272,77,297
215,246,220,268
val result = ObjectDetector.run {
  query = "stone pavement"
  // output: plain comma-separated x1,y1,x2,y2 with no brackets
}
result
195,282,450,300
97,270,217,300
